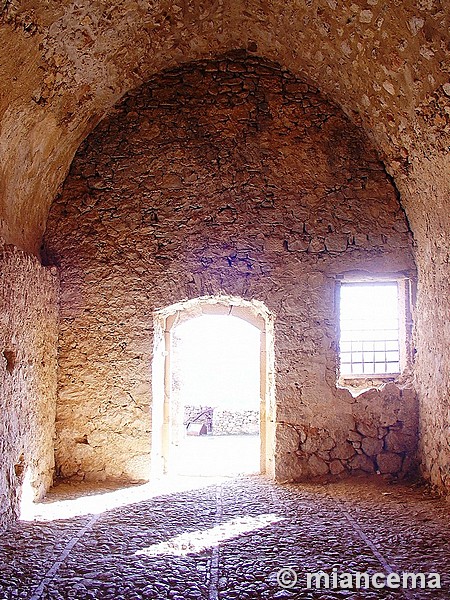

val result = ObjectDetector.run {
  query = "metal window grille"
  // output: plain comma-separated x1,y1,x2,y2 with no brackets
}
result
339,283,400,376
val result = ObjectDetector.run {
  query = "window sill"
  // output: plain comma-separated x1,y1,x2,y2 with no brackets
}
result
338,374,400,396
340,373,400,381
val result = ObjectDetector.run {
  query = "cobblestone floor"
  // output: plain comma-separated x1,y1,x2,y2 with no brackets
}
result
0,475,449,599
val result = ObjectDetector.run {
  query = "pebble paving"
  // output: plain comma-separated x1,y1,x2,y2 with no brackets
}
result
0,475,448,599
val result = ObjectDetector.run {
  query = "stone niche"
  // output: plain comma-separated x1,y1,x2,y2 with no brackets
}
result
0,244,59,531
44,52,418,483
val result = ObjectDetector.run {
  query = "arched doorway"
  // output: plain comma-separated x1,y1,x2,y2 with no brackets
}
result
151,296,275,478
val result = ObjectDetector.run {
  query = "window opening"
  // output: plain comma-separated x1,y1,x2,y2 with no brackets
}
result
339,282,401,377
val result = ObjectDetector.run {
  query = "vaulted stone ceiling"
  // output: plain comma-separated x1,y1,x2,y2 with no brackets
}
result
1,0,449,253
0,1,449,503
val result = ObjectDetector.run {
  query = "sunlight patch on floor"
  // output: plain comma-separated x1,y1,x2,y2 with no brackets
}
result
20,475,235,522
135,513,283,557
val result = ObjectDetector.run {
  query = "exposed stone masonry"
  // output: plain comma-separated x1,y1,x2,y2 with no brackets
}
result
0,244,59,532
184,406,259,436
2,22,448,499
213,410,259,437
44,55,418,484
405,161,450,496
0,0,449,543
293,383,418,479
1,1,450,256
184,406,214,435
182,385,419,478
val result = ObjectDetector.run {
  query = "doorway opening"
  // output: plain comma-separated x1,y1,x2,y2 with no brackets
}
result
151,296,275,478
172,315,260,476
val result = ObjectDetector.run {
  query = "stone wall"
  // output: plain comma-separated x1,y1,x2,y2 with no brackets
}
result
44,54,418,483
405,160,450,495
0,245,59,531
184,406,259,436
213,410,259,436
416,253,450,493
280,383,418,480
2,2,450,260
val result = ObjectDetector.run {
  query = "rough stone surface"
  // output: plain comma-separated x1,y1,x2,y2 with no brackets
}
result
0,0,449,504
297,384,419,480
214,410,259,436
407,161,450,496
377,451,404,475
0,244,59,531
184,407,260,436
1,2,449,256
184,406,214,434
44,56,417,484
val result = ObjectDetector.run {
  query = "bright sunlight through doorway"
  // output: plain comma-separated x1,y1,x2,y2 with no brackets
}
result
170,315,261,477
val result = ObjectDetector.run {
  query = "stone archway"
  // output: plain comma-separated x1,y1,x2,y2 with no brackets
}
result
43,53,418,487
151,295,275,478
